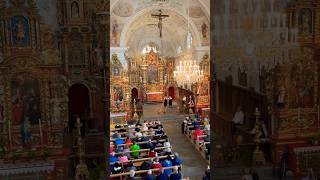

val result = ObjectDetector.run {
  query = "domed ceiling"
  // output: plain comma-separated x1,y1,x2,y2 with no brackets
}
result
111,0,210,58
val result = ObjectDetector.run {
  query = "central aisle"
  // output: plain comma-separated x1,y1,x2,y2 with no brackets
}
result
141,103,208,179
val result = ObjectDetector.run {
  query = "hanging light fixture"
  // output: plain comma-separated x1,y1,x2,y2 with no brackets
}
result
173,0,203,89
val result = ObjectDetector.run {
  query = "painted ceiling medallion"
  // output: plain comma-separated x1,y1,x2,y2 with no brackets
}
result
188,6,205,18
113,1,134,17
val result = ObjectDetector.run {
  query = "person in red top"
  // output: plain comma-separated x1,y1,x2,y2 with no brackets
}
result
125,137,133,148
148,148,158,158
151,158,162,175
193,127,204,141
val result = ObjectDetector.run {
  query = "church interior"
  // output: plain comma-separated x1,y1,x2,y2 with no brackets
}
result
109,0,210,179
0,0,320,179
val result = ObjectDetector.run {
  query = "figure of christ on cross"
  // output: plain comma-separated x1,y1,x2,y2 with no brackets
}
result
151,9,169,38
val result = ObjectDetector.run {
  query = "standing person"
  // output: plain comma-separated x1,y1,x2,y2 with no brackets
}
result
168,96,173,107
188,96,195,114
279,146,289,180
163,96,168,113
242,169,253,180
182,95,187,113
232,106,244,136
170,166,182,180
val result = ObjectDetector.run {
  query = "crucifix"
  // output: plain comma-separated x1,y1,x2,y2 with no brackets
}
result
151,9,169,38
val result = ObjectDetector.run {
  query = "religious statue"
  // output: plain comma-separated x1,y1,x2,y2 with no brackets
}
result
21,117,32,146
201,22,208,38
16,20,25,42
151,10,169,38
71,2,80,18
277,86,286,108
112,21,119,45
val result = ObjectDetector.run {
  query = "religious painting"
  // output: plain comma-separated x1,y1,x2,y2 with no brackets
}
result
113,86,123,109
197,81,209,96
299,9,312,35
71,1,80,18
148,64,158,84
288,63,314,108
11,76,41,126
68,43,85,65
11,16,29,47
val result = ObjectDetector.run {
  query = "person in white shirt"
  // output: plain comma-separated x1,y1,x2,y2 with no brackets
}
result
135,131,142,138
232,106,244,136
142,123,148,132
163,139,171,153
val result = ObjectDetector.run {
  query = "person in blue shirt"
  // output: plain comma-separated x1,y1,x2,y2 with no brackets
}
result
109,152,118,164
172,153,183,166
157,169,169,180
115,137,125,146
161,156,173,175
170,166,182,180
143,170,156,180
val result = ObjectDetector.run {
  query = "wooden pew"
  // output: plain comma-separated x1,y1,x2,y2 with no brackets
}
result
111,124,162,132
110,133,165,141
110,165,182,179
183,125,210,164
114,146,171,156
111,138,167,146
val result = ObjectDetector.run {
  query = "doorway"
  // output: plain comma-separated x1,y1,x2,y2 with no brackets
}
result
131,88,138,103
68,84,90,134
168,86,175,99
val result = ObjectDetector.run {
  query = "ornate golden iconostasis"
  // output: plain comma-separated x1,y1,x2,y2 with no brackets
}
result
110,54,129,113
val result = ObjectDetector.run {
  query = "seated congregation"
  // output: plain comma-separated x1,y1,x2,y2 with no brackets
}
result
110,120,184,179
182,115,210,162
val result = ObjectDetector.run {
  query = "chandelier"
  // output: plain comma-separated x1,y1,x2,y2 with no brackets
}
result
174,51,203,89
173,0,203,90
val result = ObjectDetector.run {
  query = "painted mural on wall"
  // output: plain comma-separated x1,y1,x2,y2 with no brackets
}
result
299,8,312,35
11,76,41,126
11,16,29,47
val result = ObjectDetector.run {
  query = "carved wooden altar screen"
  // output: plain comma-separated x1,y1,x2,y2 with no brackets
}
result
141,50,164,102
272,47,319,168
0,2,68,178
